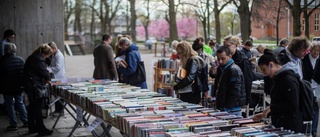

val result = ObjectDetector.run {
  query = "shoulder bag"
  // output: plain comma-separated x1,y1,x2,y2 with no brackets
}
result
29,71,49,99
126,53,146,85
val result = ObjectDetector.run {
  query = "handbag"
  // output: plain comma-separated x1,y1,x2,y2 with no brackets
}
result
29,71,49,99
34,85,49,99
126,53,146,85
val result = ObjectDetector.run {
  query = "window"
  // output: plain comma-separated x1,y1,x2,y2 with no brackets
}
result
315,13,319,31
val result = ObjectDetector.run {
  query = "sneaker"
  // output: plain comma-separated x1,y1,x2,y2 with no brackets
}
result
38,130,53,136
6,126,18,131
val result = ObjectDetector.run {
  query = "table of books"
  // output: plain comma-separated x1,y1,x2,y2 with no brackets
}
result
49,79,307,137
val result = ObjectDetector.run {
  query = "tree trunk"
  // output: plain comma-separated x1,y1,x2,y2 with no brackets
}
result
90,0,96,41
202,19,207,42
276,0,281,45
291,0,302,36
237,0,251,43
64,19,68,40
206,0,210,43
129,0,137,42
74,0,82,33
169,0,178,42
214,0,221,44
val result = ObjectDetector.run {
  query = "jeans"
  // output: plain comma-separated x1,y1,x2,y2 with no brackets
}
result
3,94,28,127
312,105,319,134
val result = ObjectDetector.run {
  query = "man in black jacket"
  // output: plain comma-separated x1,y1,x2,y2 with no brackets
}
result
0,43,28,131
214,46,246,116
224,36,253,106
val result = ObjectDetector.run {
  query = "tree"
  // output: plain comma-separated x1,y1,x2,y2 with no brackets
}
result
138,0,151,41
129,0,137,42
213,0,232,44
74,0,82,33
64,0,74,40
302,0,320,38
177,18,197,39
94,0,121,34
232,0,255,43
284,0,320,37
190,0,209,42
90,0,97,41
162,0,179,43
252,0,287,44
284,0,302,36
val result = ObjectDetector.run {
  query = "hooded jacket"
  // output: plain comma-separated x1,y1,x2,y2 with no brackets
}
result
270,66,303,133
118,43,147,89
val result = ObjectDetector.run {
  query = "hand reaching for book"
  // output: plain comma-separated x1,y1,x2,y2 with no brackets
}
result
116,60,128,68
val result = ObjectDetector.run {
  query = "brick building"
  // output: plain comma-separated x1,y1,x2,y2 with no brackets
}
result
251,1,320,40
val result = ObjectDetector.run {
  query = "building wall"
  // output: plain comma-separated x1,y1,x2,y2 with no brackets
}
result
251,4,320,40
0,0,64,59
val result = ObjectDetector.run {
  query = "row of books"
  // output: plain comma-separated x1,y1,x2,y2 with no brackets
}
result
157,74,176,84
156,59,180,69
49,79,306,137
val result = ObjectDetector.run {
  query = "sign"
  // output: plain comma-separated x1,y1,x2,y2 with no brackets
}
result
87,118,103,131
76,106,83,122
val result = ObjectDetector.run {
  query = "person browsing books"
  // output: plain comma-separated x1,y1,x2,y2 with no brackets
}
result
257,49,304,133
213,46,246,116
93,33,118,81
0,43,28,131
23,44,53,136
116,37,147,89
173,41,206,104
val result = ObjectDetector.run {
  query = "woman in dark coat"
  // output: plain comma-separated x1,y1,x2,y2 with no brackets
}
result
24,44,53,136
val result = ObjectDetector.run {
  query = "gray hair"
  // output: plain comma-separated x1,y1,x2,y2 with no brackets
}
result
4,43,16,55
119,37,132,46
48,41,57,49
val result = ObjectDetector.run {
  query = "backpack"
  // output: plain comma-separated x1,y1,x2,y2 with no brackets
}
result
193,56,209,92
298,78,314,121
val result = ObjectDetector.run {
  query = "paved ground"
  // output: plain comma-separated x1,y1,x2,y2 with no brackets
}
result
0,46,319,136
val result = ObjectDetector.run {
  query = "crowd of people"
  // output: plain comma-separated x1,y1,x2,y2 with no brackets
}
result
169,35,320,136
1,28,320,136
0,29,65,136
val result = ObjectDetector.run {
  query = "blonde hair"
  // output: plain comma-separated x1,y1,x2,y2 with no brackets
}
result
228,36,241,46
32,43,52,56
176,41,198,68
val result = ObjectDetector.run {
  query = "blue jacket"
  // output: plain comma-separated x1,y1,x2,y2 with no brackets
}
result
118,44,147,89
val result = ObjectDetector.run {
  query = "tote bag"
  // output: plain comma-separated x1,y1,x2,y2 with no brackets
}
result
126,53,146,85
